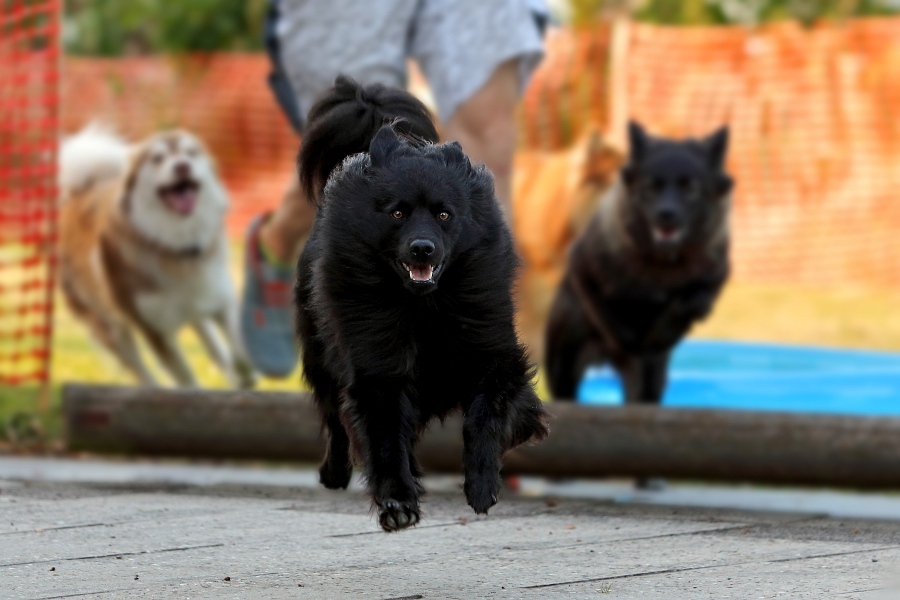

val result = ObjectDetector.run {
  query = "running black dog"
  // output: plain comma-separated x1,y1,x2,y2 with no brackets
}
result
295,77,548,532
546,121,732,404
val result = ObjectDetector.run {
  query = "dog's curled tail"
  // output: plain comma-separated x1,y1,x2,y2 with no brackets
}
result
298,75,440,204
59,123,129,200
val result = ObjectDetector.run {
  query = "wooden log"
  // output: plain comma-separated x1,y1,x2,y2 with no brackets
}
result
63,384,900,488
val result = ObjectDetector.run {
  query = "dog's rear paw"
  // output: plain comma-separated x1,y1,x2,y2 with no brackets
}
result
378,499,420,532
319,461,352,490
465,474,500,515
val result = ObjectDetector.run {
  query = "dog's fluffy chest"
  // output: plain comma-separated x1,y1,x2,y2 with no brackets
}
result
129,248,233,333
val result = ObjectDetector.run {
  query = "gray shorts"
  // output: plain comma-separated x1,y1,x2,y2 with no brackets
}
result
273,0,544,124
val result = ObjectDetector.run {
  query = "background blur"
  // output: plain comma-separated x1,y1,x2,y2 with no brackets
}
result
4,0,900,444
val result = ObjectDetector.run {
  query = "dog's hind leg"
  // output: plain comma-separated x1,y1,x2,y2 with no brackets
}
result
320,408,352,490
347,377,421,532
546,334,606,401
545,286,607,401
195,312,256,389
214,306,257,388
193,318,236,384
62,281,157,386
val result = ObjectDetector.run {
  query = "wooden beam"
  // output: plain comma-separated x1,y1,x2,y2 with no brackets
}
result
64,384,900,488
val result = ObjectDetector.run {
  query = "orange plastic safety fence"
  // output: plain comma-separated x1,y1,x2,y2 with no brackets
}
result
0,0,59,385
61,55,298,237
520,18,900,289
59,18,900,292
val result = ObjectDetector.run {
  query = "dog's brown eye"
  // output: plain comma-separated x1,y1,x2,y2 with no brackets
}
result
391,210,404,219
151,154,164,165
438,211,450,221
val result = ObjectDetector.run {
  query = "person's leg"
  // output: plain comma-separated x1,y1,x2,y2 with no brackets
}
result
412,0,544,217
242,0,417,377
443,60,520,215
258,178,314,265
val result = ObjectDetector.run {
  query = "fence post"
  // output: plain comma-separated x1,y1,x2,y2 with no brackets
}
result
606,16,631,151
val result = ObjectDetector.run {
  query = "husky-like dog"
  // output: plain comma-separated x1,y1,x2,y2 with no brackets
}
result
59,125,254,388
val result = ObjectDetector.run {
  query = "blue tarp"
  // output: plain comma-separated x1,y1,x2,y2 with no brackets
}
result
577,340,900,416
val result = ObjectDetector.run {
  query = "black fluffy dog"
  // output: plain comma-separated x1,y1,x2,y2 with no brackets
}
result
295,77,548,532
546,121,732,404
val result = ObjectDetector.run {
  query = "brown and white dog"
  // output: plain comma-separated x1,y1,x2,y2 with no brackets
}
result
58,125,255,388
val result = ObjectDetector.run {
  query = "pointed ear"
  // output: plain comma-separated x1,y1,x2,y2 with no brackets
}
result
714,173,733,197
702,126,729,170
627,120,650,162
369,124,402,168
441,140,470,167
121,144,148,213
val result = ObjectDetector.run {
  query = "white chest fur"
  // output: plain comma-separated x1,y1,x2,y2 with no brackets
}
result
132,246,235,334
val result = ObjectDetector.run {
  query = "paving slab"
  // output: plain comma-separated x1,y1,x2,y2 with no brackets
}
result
0,459,899,599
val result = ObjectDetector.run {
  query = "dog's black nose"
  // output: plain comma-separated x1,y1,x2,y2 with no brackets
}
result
409,239,435,260
656,207,679,226
174,162,192,178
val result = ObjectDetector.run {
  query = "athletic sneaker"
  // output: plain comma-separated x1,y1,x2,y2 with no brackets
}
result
240,214,298,378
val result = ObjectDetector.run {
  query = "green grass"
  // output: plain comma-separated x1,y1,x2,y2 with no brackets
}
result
1,241,306,447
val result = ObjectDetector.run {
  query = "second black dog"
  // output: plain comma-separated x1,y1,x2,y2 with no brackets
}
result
546,121,732,404
295,77,548,532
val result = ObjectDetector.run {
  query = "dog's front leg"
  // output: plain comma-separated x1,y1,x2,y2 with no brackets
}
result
213,307,257,389
463,392,504,514
347,376,421,532
464,362,548,515
193,318,238,385
143,328,198,388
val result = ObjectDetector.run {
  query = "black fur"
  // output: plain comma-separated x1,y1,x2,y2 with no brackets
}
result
545,120,732,404
295,77,548,532
298,76,439,201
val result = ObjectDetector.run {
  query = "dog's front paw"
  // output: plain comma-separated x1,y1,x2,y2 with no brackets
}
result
377,499,420,532
465,472,500,515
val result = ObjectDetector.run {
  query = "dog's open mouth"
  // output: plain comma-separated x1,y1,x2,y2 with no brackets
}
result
402,262,441,283
652,224,683,244
158,180,200,216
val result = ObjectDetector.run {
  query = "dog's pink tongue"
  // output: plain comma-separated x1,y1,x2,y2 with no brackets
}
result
410,264,433,282
167,189,197,215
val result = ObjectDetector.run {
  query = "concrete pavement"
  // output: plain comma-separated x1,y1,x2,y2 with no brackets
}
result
1,458,898,599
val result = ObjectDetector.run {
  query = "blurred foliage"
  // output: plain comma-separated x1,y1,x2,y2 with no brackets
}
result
570,0,899,26
64,0,268,55
62,0,900,55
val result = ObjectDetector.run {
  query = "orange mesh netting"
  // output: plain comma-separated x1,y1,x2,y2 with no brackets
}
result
0,0,58,385
60,18,900,291
61,55,298,236
519,19,900,289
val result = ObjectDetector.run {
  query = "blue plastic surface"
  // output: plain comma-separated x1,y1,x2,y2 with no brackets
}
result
576,340,900,416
